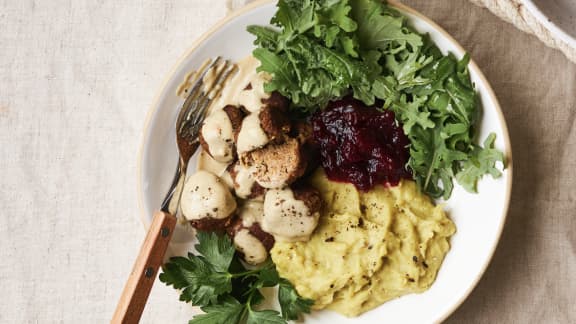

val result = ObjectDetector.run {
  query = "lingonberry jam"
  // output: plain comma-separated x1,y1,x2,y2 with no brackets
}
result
311,97,411,191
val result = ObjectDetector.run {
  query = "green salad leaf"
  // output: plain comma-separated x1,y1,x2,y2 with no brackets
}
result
248,0,506,199
159,232,313,324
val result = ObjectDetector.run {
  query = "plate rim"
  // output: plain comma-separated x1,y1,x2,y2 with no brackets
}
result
136,0,514,322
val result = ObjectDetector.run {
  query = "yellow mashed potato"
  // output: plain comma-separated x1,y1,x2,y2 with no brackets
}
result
271,169,456,317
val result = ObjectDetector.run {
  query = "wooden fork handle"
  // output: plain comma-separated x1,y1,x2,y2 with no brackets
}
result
111,211,177,324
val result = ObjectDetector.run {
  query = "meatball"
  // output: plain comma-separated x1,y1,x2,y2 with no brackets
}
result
227,201,275,264
289,120,320,177
262,91,290,112
261,186,322,242
190,217,233,232
199,105,245,163
236,93,291,154
241,137,307,189
228,161,265,199
258,99,291,142
180,170,237,231
223,104,246,142
290,120,313,145
235,113,270,154
292,185,322,213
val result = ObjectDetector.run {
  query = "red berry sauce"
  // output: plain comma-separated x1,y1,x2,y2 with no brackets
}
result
311,97,411,191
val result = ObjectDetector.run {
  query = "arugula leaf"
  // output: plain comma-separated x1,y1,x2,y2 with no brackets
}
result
249,0,506,199
278,279,314,321
350,0,422,51
251,48,296,93
320,0,357,33
246,26,279,51
390,94,434,134
456,133,505,193
251,0,370,109
384,50,433,90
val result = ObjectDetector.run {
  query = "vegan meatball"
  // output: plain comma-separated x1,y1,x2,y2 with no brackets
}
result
227,201,275,265
261,186,322,242
180,170,237,231
241,137,307,189
199,105,245,163
236,93,291,154
228,161,265,199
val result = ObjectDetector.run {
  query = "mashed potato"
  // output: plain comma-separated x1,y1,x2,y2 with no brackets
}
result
271,169,456,317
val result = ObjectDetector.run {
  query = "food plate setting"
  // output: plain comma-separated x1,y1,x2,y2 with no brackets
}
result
138,0,513,323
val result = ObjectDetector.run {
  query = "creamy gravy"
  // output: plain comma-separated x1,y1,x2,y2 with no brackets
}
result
207,55,271,115
233,229,268,265
236,113,269,154
239,200,264,227
209,56,272,155
197,151,234,189
262,188,319,242
201,110,235,163
180,170,237,220
233,163,258,199
236,71,271,112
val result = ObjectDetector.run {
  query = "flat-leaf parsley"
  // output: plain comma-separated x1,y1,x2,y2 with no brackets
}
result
159,232,313,324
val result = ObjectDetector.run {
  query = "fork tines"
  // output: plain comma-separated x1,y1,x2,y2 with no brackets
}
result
177,57,238,138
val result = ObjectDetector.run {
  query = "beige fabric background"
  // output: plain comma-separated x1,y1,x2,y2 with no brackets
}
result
0,0,574,323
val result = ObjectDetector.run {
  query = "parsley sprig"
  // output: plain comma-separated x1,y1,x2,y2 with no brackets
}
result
159,231,313,324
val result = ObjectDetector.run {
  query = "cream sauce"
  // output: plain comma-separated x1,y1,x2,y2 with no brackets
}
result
233,229,268,265
208,55,271,115
197,151,234,189
238,200,264,227
236,114,269,154
237,70,271,112
198,55,273,156
262,188,319,242
180,170,237,220
201,110,235,163
233,163,258,199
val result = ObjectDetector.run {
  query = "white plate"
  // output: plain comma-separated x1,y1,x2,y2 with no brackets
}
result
138,1,513,323
523,0,576,48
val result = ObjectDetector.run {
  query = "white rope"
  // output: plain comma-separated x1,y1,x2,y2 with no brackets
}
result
469,0,576,63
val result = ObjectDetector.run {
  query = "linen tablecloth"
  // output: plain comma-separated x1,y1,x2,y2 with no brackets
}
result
0,0,574,323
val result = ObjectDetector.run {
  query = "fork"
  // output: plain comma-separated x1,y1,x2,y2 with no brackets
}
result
112,57,236,324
